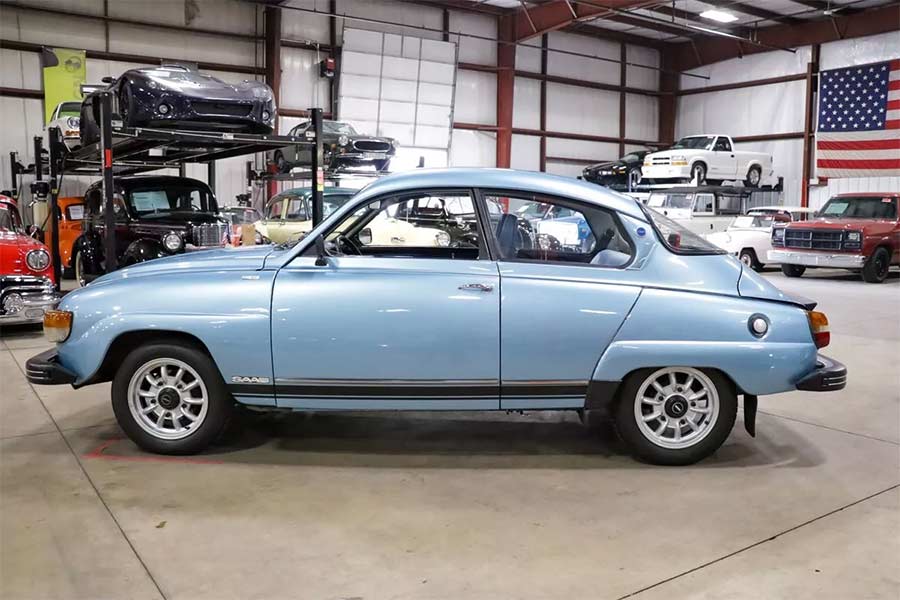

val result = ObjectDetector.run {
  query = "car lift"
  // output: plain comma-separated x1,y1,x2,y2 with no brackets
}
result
27,93,326,291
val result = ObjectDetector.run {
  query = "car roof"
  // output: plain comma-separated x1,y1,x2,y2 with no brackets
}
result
91,175,210,190
270,187,358,201
834,192,898,198
750,205,815,212
352,168,647,220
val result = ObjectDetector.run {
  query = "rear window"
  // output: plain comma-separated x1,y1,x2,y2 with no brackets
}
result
641,205,726,255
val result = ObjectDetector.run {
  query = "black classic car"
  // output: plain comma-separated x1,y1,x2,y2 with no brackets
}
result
274,120,397,173
582,150,650,190
72,176,229,286
80,64,275,145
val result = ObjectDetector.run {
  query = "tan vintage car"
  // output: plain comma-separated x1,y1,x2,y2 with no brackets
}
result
255,188,358,245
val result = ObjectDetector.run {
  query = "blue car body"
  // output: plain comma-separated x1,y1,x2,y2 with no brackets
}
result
29,169,840,446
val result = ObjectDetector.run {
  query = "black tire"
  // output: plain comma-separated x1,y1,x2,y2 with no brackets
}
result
781,263,806,278
862,247,890,283
73,249,88,288
614,368,737,466
112,341,233,455
739,248,762,271
627,167,642,189
690,162,707,184
745,166,762,188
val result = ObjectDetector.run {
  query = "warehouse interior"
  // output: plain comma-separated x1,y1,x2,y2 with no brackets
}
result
1,1,898,598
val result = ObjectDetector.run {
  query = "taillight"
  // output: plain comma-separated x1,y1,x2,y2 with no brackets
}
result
807,311,830,348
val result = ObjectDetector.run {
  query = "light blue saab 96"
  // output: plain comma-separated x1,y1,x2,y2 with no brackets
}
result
27,168,846,465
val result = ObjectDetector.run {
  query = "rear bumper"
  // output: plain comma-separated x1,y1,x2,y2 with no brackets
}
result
768,249,866,269
796,355,847,392
25,348,77,385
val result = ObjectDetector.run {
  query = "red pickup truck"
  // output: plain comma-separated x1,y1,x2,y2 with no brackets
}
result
769,192,899,283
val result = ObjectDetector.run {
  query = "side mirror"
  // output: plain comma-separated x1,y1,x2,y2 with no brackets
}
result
359,227,372,245
314,234,328,266
101,76,115,84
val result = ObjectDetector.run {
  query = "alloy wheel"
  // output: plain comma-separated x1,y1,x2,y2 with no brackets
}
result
633,367,720,450
127,358,209,440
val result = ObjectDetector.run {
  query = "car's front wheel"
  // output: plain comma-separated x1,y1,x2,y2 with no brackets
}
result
615,367,737,465
781,263,806,278
739,248,762,271
112,341,233,454
862,247,890,283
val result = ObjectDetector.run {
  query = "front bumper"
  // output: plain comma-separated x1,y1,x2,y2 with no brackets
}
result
768,249,866,269
0,278,60,325
25,348,77,385
796,355,847,392
642,165,689,179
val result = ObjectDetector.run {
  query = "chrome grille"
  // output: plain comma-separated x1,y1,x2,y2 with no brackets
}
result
784,229,843,250
191,223,228,247
192,101,253,117
353,140,391,152
650,157,671,165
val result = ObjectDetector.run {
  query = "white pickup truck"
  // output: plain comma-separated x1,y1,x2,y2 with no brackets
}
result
642,135,773,187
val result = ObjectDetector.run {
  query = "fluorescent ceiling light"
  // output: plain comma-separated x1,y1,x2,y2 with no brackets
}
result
700,9,739,23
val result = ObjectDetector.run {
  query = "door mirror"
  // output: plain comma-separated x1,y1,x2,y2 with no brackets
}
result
101,76,115,84
314,234,328,266
359,227,372,245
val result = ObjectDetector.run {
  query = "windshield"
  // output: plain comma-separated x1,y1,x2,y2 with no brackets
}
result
622,153,641,162
648,193,692,210
323,121,358,135
268,192,355,221
126,185,217,216
0,204,23,232
222,208,260,224
671,136,713,150
641,205,726,255
731,215,773,229
57,102,82,118
819,196,898,219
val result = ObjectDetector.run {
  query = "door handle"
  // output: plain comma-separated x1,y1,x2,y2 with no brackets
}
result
459,283,494,292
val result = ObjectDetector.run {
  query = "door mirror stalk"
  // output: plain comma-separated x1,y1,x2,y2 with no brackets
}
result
314,234,329,266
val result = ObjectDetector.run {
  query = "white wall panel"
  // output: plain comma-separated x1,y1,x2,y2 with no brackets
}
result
454,70,495,126
0,98,43,193
108,24,258,67
681,47,812,91
546,160,586,178
624,143,652,155
624,93,658,142
510,134,540,171
808,177,900,210
20,0,104,15
546,83,618,136
282,0,331,44
109,0,258,36
625,45,659,91
546,138,617,162
450,130,496,167
516,37,541,73
280,47,330,110
1,9,106,51
512,76,540,130
337,0,443,40
449,10,496,66
1,49,41,90
820,31,900,71
735,139,803,201
547,32,619,85
675,80,805,138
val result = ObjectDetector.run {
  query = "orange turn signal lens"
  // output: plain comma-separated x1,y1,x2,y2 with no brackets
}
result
43,310,73,343
807,311,830,349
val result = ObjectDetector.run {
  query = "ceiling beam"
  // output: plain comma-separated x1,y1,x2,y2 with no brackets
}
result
513,0,662,41
699,0,802,25
668,3,900,70
395,0,510,16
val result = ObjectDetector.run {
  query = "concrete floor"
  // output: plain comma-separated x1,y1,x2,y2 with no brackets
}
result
1,269,898,600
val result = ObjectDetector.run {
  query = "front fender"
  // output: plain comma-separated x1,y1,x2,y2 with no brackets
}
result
592,287,818,395
73,232,104,275
123,238,169,265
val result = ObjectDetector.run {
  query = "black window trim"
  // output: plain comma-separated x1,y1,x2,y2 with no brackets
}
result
638,202,727,256
475,187,637,270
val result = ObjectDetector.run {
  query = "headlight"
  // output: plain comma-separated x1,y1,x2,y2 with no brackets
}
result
391,139,399,148
262,110,271,121
162,232,183,252
846,231,860,241
671,155,686,161
25,249,50,271
773,228,785,239
435,231,451,247
338,135,349,147
44,310,73,343
66,116,80,129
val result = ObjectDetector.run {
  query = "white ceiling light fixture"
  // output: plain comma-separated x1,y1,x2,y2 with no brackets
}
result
699,9,739,23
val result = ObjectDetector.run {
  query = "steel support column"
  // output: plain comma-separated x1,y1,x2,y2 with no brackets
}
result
658,53,678,147
47,127,62,287
264,5,282,204
99,91,117,272
539,34,548,172
618,43,626,158
801,44,820,209
310,107,324,226
496,14,516,169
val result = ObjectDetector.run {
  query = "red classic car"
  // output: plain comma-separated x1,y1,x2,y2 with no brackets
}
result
769,193,899,283
0,194,60,324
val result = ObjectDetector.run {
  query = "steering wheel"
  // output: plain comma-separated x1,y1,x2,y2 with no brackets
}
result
334,233,362,256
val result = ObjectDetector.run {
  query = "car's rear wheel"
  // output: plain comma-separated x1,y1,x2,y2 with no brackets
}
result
627,167,642,189
781,263,806,278
745,166,762,188
862,247,890,283
690,163,707,184
739,248,762,271
112,342,233,454
615,367,737,465
73,250,93,288
274,151,289,173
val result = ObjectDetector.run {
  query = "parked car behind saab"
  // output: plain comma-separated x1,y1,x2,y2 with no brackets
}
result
582,150,650,190
273,120,396,173
770,193,899,283
642,135,773,187
0,195,60,324
254,187,358,245
705,208,815,270
27,169,845,466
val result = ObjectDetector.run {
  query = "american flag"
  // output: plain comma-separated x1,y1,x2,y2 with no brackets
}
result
816,59,900,178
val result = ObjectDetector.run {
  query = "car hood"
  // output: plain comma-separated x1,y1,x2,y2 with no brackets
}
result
88,245,279,286
790,218,896,233
585,160,624,172
133,69,272,101
0,230,49,252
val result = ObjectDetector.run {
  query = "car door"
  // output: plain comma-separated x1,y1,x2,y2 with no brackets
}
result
710,136,737,179
481,190,642,410
270,189,501,410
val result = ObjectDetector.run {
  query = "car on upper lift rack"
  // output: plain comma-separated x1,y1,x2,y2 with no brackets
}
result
79,64,276,147
71,176,230,286
273,120,397,174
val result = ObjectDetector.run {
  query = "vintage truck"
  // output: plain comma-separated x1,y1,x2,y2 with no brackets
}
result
642,135,773,187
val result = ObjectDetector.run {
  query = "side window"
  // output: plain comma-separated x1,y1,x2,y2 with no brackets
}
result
359,193,476,250
717,195,742,215
66,204,85,221
285,198,309,220
267,198,284,219
713,137,732,152
98,195,127,220
484,192,633,268
693,194,714,215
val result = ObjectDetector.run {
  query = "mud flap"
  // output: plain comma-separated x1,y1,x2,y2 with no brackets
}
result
744,394,757,437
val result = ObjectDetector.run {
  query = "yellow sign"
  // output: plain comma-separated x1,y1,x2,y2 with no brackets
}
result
41,47,86,124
